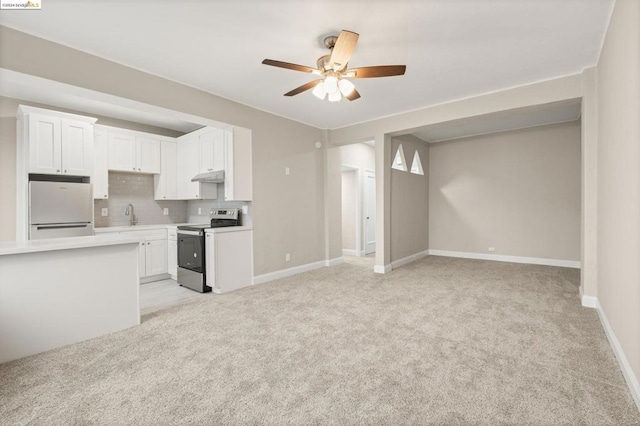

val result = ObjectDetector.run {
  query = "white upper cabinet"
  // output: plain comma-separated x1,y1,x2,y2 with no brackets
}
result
224,127,253,201
198,128,225,173
181,137,203,199
154,140,179,200
137,137,161,174
107,129,161,174
108,133,136,172
21,108,96,177
61,121,93,176
27,113,61,174
93,129,109,199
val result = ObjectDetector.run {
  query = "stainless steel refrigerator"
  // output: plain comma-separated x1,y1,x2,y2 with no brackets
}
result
29,180,94,239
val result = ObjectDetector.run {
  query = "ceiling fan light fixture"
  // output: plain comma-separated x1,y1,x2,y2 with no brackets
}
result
328,90,342,102
312,82,327,99
324,75,339,94
338,79,355,96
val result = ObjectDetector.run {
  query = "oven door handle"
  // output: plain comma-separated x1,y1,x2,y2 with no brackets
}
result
177,230,202,236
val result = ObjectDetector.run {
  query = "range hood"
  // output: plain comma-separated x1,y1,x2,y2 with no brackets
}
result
191,170,225,183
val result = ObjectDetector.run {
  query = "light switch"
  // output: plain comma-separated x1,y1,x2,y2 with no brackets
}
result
242,205,248,215
101,208,108,217
198,207,202,215
285,166,290,176
163,208,169,216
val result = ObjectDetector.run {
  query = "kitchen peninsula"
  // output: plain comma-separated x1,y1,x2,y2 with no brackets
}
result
0,235,141,363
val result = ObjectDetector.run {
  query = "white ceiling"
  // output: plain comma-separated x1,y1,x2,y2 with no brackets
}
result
0,0,613,130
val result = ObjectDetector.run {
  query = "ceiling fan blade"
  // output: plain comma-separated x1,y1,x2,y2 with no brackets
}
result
345,88,361,101
330,30,359,70
262,59,317,74
284,79,323,96
347,65,407,78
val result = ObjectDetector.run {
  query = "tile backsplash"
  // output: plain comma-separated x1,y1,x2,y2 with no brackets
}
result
186,184,252,226
94,172,252,227
94,172,187,227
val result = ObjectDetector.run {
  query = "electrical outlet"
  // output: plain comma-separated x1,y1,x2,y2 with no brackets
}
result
242,205,248,215
101,208,108,217
163,208,169,216
285,253,290,262
198,207,202,215
285,166,290,176
488,247,496,252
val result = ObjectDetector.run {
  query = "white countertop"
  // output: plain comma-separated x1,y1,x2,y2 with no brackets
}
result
0,234,142,256
94,223,195,233
95,224,253,233
1,224,254,255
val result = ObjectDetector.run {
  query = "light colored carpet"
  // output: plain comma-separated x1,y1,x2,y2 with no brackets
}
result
1,256,639,425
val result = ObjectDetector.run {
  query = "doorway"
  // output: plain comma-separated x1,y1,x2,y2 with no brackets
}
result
339,141,376,258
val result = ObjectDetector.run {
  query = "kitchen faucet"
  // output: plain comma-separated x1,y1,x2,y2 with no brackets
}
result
124,204,139,226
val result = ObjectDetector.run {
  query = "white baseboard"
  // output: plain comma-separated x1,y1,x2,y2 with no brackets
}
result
342,249,358,256
374,264,391,274
427,249,581,269
594,298,640,410
325,257,344,267
581,295,598,308
391,250,429,269
252,260,325,285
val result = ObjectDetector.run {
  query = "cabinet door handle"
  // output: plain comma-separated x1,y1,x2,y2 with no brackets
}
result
56,169,60,173
138,168,141,171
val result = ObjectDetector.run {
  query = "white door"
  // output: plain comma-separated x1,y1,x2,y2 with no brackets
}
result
28,113,62,174
137,137,161,174
364,170,376,255
61,120,93,176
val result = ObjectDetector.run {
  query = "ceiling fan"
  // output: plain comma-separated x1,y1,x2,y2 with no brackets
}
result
261,30,406,102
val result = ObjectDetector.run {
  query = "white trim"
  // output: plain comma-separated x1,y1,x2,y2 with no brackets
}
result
595,299,640,411
374,264,391,274
391,250,429,269
342,249,358,256
427,249,581,269
252,261,325,285
325,257,344,267
581,295,598,308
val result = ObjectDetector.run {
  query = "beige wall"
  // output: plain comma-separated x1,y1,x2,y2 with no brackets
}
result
429,121,581,261
596,0,640,390
340,143,375,170
0,116,16,241
341,171,357,251
390,135,429,262
0,27,326,275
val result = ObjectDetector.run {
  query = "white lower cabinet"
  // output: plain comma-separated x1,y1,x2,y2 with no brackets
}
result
97,228,168,281
205,229,253,294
